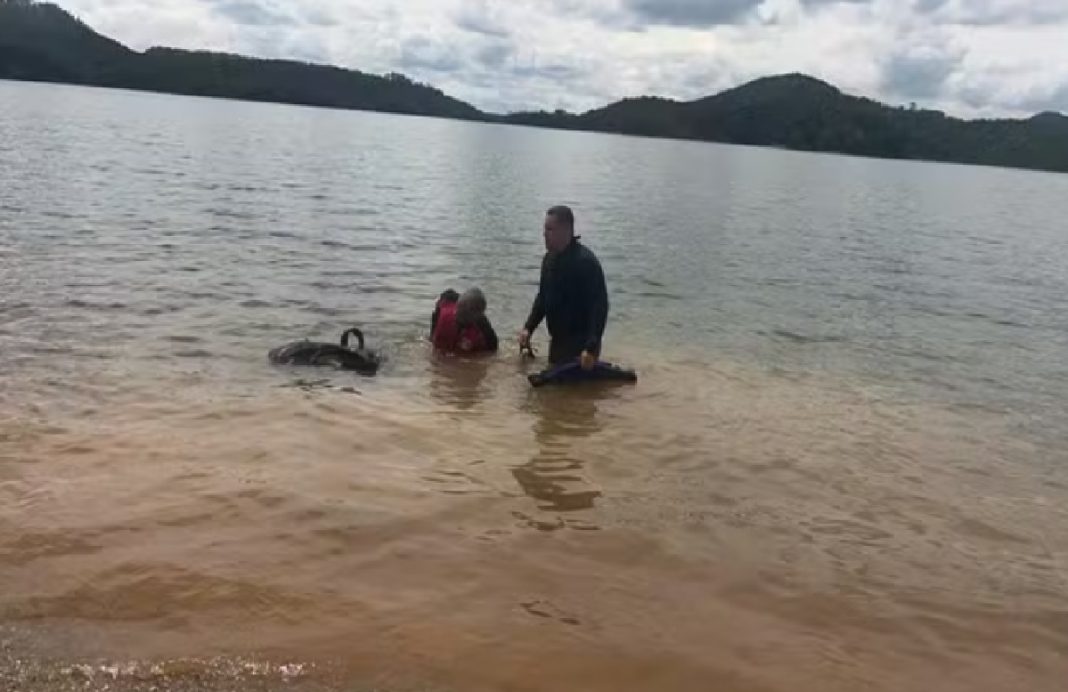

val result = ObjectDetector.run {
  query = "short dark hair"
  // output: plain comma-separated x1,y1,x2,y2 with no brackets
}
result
546,205,575,231
459,287,486,315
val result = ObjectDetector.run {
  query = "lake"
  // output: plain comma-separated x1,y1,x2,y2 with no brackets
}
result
1,79,1067,692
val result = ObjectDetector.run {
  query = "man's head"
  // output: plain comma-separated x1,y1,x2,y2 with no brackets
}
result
544,205,575,254
456,287,487,325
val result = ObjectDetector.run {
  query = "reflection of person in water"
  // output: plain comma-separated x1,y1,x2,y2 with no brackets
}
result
427,355,491,412
512,389,604,512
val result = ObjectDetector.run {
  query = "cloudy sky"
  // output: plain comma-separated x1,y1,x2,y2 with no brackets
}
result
61,0,1068,117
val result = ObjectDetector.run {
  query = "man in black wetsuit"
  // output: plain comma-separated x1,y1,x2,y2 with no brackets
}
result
518,205,608,369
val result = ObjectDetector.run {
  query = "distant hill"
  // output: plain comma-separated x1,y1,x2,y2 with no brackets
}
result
505,75,1068,173
0,0,135,85
0,0,482,120
2,0,1066,173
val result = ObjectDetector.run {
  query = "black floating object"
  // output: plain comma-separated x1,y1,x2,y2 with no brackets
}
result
528,360,637,388
268,327,381,375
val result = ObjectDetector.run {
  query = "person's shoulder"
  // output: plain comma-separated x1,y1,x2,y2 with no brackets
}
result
574,241,602,265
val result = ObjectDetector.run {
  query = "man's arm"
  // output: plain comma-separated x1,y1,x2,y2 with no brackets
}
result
581,253,609,354
523,256,548,334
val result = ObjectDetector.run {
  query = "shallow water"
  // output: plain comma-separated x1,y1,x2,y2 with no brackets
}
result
1,80,1067,691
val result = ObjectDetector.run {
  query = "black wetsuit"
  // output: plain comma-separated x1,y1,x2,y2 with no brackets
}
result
472,317,499,352
524,238,609,365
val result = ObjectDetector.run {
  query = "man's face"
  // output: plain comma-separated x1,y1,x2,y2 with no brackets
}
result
543,214,571,254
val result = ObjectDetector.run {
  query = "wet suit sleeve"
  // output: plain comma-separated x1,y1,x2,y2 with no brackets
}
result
476,317,499,352
581,253,609,354
523,256,548,333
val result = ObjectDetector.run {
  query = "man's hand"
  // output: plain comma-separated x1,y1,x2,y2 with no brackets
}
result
580,350,595,371
517,329,531,349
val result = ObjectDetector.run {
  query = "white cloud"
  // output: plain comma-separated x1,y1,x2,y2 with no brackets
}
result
56,0,1068,116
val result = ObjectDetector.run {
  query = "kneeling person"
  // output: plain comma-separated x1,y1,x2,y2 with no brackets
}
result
431,287,498,354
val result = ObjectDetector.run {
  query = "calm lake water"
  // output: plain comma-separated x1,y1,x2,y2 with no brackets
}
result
1,80,1067,691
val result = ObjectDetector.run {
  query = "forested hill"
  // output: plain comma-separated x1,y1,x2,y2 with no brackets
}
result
3,0,1066,173
503,75,1068,174
0,0,483,120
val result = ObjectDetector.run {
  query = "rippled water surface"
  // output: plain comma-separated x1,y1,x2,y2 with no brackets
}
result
2,80,1067,691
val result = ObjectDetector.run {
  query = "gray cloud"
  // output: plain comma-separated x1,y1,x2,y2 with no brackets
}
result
914,0,1068,26
678,62,738,100
204,0,339,28
513,62,586,81
474,42,514,68
427,42,602,114
545,0,645,31
1017,81,1068,115
881,44,964,101
621,0,763,27
454,0,510,38
799,0,873,6
913,0,948,12
957,71,1068,117
235,28,330,64
300,6,337,27
397,35,464,74
207,0,294,26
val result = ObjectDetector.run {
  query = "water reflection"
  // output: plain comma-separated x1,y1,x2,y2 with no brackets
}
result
512,387,606,512
426,354,492,411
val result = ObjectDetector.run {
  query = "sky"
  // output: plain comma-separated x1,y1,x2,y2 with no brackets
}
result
59,0,1068,117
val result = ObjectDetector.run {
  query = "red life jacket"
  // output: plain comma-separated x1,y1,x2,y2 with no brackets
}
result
432,300,488,353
